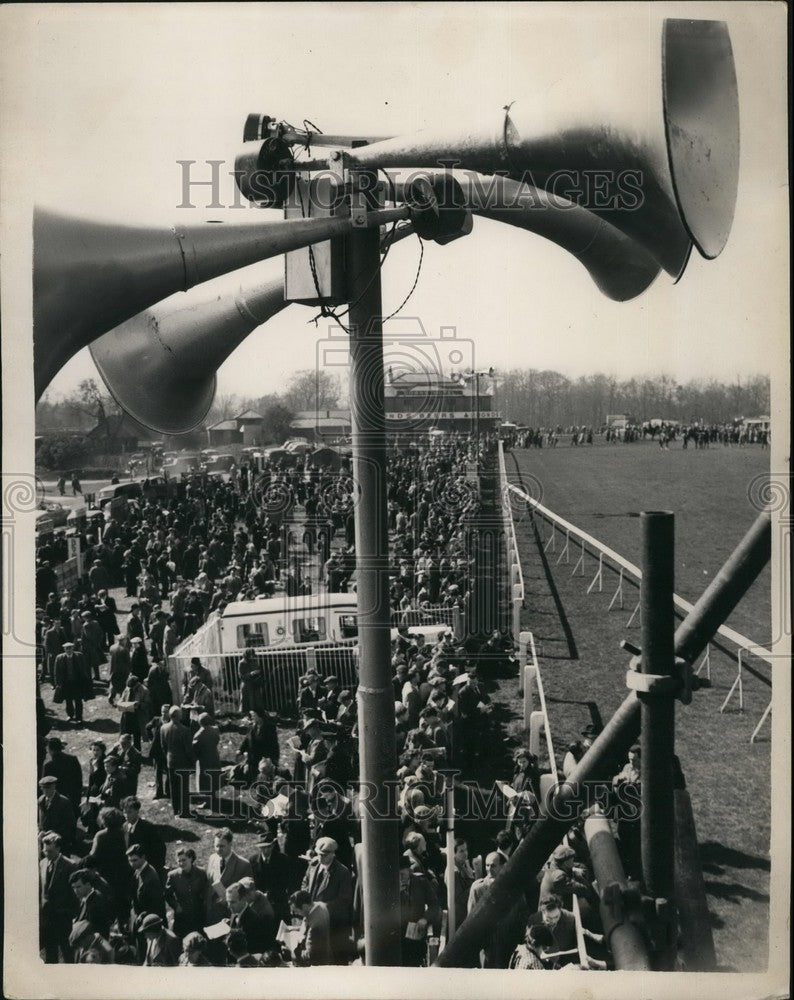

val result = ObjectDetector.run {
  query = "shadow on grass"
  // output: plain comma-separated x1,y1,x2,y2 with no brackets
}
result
703,880,770,904
700,841,771,874
158,823,201,844
529,519,579,662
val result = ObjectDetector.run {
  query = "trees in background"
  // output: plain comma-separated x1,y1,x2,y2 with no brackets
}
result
497,370,770,428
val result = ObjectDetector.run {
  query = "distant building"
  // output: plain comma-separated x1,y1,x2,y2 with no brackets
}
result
289,409,352,442
206,419,243,447
86,413,151,454
288,372,500,443
384,369,500,436
206,410,267,447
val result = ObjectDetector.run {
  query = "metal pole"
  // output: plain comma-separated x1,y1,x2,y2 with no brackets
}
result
445,776,457,943
348,169,402,967
436,509,771,967
584,809,651,970
638,511,677,969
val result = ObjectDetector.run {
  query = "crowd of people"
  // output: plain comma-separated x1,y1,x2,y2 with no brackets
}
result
35,434,643,970
504,421,770,450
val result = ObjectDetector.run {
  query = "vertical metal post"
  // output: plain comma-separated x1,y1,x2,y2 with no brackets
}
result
445,776,457,943
639,511,676,969
347,169,402,967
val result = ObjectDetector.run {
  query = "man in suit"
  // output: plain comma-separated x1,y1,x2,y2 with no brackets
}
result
108,637,131,706
69,868,113,939
121,797,166,875
300,836,354,965
247,830,292,926
37,776,76,851
290,889,332,966
444,836,475,934
53,640,90,724
158,705,193,818
39,832,78,961
225,881,275,955
40,737,83,814
398,854,441,967
127,843,167,927
467,851,504,968
110,734,145,796
205,828,253,924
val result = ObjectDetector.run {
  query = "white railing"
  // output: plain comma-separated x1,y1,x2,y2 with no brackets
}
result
172,610,223,660
507,481,773,662
508,480,773,742
519,630,559,784
391,605,461,636
167,640,358,717
497,442,524,639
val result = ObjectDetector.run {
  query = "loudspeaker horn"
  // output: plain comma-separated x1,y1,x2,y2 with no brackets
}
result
34,205,408,399
88,224,416,434
301,19,740,279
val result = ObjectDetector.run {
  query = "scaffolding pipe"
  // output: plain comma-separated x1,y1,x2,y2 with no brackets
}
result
638,512,677,969
584,809,652,970
435,509,771,967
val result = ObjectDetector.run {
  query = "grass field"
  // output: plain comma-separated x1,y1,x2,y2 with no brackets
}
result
501,439,773,972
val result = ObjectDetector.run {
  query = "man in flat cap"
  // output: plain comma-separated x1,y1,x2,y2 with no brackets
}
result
301,836,354,964
37,777,76,851
41,737,83,814
53,640,91,725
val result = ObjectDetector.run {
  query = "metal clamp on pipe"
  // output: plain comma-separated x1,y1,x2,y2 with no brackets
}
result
624,652,708,705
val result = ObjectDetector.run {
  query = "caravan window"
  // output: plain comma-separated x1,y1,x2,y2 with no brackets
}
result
338,614,358,639
292,617,327,643
237,622,270,648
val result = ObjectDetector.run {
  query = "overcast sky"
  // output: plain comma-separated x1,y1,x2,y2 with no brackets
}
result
4,2,789,405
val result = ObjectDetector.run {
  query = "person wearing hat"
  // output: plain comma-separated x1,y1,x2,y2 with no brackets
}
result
140,912,182,967
247,831,292,927
53,640,91,725
192,713,222,807
80,610,107,681
538,844,596,911
148,609,168,662
41,736,83,815
42,615,66,685
297,670,322,715
316,724,354,791
116,674,149,751
240,707,280,777
88,559,111,597
319,675,341,722
562,723,601,778
38,776,77,851
301,836,354,964
129,634,149,683
68,917,114,964
158,706,194,818
107,636,131,706
397,854,442,967
125,603,145,643
184,672,215,732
